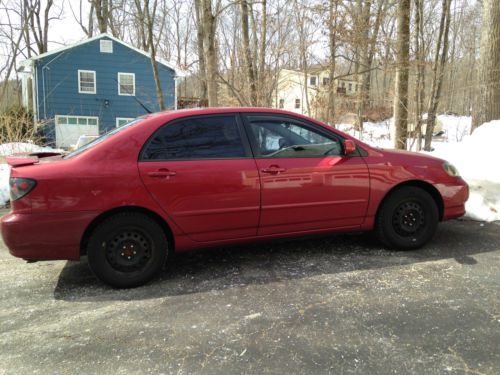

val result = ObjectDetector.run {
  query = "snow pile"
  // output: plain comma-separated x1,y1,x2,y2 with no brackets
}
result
0,142,59,156
0,164,9,205
426,119,500,222
437,115,471,143
337,120,393,148
0,142,61,206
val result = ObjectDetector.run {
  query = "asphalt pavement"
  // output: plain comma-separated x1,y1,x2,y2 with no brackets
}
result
0,215,499,374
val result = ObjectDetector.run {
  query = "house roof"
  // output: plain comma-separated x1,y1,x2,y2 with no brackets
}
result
21,33,184,76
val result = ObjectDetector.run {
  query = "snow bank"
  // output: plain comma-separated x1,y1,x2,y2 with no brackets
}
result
0,142,61,206
438,115,471,143
0,164,9,205
425,119,500,222
0,142,59,156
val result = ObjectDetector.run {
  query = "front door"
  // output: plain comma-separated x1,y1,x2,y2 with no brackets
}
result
138,114,260,242
244,114,370,236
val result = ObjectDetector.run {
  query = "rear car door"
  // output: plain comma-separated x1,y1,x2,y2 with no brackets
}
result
243,114,370,235
138,114,260,242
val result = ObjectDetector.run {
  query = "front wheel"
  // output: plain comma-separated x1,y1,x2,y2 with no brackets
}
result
87,212,168,288
376,187,439,250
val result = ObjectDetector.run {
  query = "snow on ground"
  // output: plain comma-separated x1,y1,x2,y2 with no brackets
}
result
0,164,10,205
0,142,62,206
427,120,500,222
0,142,59,156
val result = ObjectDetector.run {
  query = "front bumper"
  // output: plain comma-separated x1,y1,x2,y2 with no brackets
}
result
1,211,98,261
440,177,469,220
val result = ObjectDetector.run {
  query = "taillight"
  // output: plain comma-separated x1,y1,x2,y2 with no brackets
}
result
9,178,36,201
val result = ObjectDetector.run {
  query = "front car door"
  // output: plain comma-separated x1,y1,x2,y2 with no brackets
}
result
243,114,370,236
138,114,260,242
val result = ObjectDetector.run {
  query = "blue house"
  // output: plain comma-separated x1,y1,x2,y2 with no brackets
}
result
19,33,179,148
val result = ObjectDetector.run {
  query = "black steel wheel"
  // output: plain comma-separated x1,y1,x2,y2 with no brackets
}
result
87,212,168,288
376,186,439,250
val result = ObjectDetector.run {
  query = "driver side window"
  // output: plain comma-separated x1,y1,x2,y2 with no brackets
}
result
248,117,342,158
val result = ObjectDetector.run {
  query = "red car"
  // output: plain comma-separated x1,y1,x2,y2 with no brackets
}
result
1,108,468,288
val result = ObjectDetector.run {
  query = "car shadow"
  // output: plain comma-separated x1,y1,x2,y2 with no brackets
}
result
53,220,499,302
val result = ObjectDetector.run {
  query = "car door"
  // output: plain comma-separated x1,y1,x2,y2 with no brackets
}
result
243,114,370,236
138,114,260,242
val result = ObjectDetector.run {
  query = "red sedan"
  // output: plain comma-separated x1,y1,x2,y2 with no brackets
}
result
1,108,468,287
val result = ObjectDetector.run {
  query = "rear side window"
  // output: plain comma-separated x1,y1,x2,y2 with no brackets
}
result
141,115,247,160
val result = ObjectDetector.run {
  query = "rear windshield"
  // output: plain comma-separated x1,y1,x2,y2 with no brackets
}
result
64,119,143,158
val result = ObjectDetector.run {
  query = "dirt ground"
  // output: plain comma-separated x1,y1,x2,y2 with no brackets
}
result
0,216,499,374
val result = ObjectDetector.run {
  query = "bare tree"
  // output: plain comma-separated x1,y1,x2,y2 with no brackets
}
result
133,0,166,110
393,0,411,150
198,0,218,106
412,0,425,150
194,0,207,101
69,0,94,37
25,0,55,54
240,0,257,105
424,0,451,151
472,0,500,129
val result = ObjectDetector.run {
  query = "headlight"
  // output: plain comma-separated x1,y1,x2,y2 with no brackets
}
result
443,161,460,177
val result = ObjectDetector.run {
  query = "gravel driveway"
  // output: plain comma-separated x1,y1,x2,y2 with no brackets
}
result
0,215,499,374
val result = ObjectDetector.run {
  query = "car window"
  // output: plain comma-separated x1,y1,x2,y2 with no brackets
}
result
141,115,246,160
248,117,342,158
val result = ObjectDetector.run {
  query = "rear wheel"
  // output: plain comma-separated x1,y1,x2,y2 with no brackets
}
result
87,212,168,288
376,187,439,250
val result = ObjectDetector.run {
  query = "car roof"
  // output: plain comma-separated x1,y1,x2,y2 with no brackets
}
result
148,107,313,121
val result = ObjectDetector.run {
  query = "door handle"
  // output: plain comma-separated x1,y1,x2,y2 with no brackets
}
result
147,169,176,178
261,165,286,174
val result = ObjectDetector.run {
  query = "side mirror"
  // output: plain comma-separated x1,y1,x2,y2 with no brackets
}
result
343,139,357,155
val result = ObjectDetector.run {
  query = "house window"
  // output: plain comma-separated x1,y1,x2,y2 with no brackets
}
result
348,83,352,91
279,99,284,109
78,70,96,94
56,115,99,126
322,77,330,86
100,40,113,53
341,81,345,88
116,117,134,127
309,76,317,86
118,73,135,96
295,99,301,109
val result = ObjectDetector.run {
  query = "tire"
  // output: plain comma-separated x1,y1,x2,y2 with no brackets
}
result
376,186,439,250
87,212,168,288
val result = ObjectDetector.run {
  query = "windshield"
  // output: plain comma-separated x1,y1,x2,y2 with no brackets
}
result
64,119,143,158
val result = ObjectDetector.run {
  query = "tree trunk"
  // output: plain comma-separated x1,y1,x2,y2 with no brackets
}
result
472,0,500,129
194,0,207,102
327,0,339,125
393,0,411,150
413,0,425,151
143,0,165,110
201,0,218,107
355,0,371,135
240,1,257,106
258,0,267,106
424,0,451,151
93,0,109,34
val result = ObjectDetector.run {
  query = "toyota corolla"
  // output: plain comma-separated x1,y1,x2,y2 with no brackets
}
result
1,108,468,287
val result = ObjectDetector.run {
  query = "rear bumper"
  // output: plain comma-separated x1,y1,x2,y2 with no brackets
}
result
1,211,98,261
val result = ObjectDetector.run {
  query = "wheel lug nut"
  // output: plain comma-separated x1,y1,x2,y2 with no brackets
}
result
133,251,136,255
127,256,131,259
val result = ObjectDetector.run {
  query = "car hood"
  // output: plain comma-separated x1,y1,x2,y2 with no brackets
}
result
377,148,445,166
